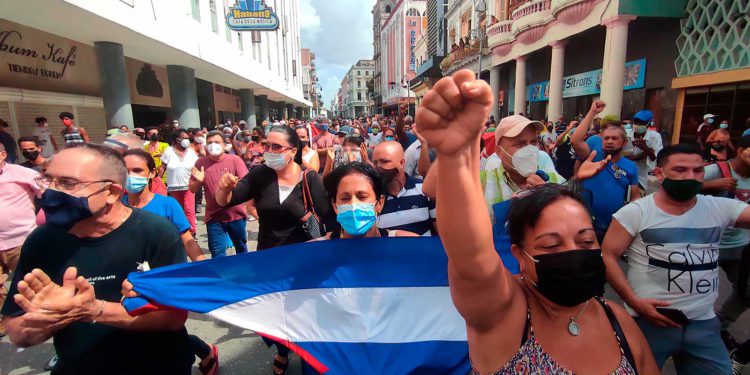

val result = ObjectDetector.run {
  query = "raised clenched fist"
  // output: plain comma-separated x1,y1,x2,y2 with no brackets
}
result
415,69,493,156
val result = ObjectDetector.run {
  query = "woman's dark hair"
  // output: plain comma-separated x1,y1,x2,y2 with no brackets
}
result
507,185,589,246
252,126,266,138
123,148,157,172
172,128,188,143
269,125,303,164
324,162,385,202
343,135,364,147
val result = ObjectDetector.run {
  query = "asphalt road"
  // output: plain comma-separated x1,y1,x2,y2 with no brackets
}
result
2,209,750,374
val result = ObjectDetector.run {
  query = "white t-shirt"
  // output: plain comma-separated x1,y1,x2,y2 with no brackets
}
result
32,126,55,158
612,194,747,320
623,130,663,188
404,141,423,180
160,146,199,191
704,163,750,254
367,133,383,147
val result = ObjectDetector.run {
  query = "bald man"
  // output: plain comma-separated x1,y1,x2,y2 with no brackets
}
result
104,133,147,153
372,141,437,236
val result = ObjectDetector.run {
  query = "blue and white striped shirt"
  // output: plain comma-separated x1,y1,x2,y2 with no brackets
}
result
377,174,436,236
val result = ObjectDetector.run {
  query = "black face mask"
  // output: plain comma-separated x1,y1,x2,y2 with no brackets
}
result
662,178,702,202
524,249,606,307
377,167,400,185
711,144,726,152
252,136,260,142
22,150,40,160
149,134,159,141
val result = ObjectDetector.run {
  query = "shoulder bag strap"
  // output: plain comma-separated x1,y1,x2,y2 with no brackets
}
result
302,169,317,217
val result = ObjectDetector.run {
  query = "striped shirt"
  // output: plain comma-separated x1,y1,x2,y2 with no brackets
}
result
63,127,85,147
377,174,436,236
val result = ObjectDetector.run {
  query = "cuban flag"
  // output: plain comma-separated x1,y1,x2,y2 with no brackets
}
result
123,237,512,374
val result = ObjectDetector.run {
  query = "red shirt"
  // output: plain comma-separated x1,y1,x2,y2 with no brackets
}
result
191,154,249,223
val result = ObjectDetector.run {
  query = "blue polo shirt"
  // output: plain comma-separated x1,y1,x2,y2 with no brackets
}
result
124,194,191,234
581,137,639,233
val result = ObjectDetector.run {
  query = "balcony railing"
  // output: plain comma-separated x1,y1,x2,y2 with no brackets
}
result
512,0,551,20
511,0,553,43
440,36,488,72
487,20,514,49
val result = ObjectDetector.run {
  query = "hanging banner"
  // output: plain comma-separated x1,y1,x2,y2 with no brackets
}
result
226,0,279,31
527,58,647,102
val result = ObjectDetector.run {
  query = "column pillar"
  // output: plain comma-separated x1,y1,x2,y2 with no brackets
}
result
94,42,134,129
239,89,257,128
490,65,502,120
286,103,295,120
548,40,568,122
258,95,269,124
513,56,527,116
278,101,287,120
167,65,200,127
600,16,636,118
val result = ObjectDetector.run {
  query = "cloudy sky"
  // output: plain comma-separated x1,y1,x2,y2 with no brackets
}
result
298,0,376,109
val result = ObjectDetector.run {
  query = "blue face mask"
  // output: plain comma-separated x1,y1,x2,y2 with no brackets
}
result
385,136,395,141
320,124,329,132
707,118,715,124
126,175,149,193
40,188,99,229
623,123,633,130
336,203,377,236
720,123,729,129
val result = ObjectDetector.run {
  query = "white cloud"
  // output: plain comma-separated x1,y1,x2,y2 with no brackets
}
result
299,0,376,109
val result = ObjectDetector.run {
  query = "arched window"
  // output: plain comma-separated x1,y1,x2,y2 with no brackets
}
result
406,8,420,17
385,5,391,13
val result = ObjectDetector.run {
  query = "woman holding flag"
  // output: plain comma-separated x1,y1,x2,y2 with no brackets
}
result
416,69,658,374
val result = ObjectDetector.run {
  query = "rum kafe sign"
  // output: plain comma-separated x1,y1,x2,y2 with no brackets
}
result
0,19,101,96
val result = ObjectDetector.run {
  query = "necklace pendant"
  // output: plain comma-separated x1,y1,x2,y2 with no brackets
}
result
567,319,580,336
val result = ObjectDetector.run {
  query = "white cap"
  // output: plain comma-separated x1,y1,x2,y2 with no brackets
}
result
494,115,544,145
704,114,715,120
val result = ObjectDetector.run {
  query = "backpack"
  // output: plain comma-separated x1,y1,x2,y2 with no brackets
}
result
709,161,735,199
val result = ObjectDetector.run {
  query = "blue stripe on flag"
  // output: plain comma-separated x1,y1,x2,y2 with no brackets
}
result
294,341,470,375
128,237,456,313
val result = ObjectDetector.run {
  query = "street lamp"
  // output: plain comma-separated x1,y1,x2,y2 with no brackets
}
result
475,0,487,77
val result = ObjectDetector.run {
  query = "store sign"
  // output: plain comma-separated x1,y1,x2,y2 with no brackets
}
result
226,0,279,31
126,58,171,108
527,59,647,102
409,29,417,71
405,17,422,73
0,19,100,96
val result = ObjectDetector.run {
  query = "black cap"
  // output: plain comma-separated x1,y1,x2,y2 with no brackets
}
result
59,112,74,120
35,117,47,124
738,135,750,149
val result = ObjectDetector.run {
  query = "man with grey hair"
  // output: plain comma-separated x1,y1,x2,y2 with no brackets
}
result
1,144,193,373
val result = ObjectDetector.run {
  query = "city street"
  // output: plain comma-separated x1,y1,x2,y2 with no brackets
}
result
2,209,750,374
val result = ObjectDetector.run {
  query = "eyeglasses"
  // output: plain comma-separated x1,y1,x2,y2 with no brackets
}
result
261,142,293,153
35,175,113,193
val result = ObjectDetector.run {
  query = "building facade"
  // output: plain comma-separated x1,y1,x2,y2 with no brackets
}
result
458,0,689,139
340,60,375,118
670,0,750,144
301,48,322,118
380,0,428,114
413,0,449,113
372,0,397,115
0,0,310,146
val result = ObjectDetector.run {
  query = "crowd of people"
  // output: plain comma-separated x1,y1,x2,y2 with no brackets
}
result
2,67,750,375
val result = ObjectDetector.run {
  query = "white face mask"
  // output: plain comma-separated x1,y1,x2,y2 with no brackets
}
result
180,139,191,149
207,143,223,156
501,144,538,178
195,136,205,144
265,152,289,170
224,144,233,152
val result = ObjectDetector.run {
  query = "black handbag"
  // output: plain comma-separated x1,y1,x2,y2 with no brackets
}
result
300,170,323,239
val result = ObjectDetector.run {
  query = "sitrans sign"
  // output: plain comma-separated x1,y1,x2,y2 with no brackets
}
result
226,0,279,31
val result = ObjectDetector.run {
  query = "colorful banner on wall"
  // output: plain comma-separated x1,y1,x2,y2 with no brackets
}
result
226,0,279,31
526,58,647,102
